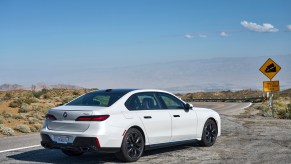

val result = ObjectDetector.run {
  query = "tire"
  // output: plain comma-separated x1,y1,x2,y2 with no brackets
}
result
199,119,218,147
115,128,144,162
61,149,84,156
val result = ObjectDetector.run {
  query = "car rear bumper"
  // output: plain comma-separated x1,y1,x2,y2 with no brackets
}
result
40,134,120,153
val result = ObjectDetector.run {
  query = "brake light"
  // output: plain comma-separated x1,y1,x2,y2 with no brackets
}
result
45,114,56,120
75,115,110,121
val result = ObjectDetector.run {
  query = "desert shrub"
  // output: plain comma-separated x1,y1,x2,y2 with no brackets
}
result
30,97,39,103
18,103,31,113
35,113,44,120
0,119,3,124
34,124,42,131
2,113,12,118
28,117,38,124
9,100,22,108
43,94,50,99
32,89,48,98
276,103,291,119
53,97,62,102
14,124,31,133
29,126,37,132
20,96,38,105
2,127,15,136
254,103,273,117
73,90,80,96
62,97,72,104
29,123,42,132
12,114,23,119
3,93,13,100
38,107,49,115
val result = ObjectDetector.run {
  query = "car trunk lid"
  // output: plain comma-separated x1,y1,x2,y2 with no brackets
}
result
46,106,106,132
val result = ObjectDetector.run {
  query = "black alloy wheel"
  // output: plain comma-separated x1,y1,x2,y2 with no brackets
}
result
115,128,144,162
200,119,218,147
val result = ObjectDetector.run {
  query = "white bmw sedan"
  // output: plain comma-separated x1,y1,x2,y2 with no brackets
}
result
40,89,221,162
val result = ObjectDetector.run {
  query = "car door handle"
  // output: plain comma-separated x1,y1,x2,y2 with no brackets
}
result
173,115,180,117
144,116,152,119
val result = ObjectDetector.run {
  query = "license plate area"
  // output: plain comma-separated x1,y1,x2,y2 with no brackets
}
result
55,136,69,144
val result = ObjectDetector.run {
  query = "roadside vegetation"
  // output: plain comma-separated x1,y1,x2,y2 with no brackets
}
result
178,89,291,119
252,89,291,119
0,88,93,136
0,88,290,137
177,89,263,102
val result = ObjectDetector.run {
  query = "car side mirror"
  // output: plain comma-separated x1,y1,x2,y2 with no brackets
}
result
185,103,193,110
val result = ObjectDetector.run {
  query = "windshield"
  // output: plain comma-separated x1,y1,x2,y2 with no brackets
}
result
66,90,128,107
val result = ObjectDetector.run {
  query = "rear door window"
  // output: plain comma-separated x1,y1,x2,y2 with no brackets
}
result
125,92,161,110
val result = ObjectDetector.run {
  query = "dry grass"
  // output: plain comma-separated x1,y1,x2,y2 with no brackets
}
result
0,88,93,136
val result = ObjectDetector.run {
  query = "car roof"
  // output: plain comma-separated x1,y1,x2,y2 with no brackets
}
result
93,88,170,94
93,88,138,93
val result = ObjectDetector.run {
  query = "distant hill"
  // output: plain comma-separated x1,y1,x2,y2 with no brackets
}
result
0,82,83,91
0,84,25,91
1,55,290,92
91,55,291,92
280,88,291,97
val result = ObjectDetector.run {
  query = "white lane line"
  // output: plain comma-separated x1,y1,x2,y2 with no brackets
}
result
242,102,252,110
0,145,41,153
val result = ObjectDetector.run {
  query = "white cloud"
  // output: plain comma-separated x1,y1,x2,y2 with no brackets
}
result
184,34,194,39
241,21,278,32
184,33,207,38
287,25,291,31
220,32,228,37
199,34,207,38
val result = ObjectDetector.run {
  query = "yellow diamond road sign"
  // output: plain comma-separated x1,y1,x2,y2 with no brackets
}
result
259,58,281,80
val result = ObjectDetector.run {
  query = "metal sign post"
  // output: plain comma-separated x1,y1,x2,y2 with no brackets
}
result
259,58,281,118
268,91,274,117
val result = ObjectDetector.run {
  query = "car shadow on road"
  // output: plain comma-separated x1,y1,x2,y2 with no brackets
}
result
7,142,201,163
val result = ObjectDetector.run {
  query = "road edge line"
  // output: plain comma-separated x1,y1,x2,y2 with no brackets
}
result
242,102,252,110
0,145,41,153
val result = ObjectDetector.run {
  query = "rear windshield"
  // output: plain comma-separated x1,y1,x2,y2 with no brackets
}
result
66,91,127,107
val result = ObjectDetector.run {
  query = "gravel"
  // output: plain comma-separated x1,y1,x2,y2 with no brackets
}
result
1,107,291,163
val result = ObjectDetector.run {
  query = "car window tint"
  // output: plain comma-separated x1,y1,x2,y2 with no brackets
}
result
67,91,126,107
125,93,160,110
159,93,185,109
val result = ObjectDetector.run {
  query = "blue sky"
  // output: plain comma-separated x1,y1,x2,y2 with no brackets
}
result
0,0,291,87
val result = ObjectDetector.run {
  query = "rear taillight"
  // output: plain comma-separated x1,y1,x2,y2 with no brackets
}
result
75,115,110,121
45,114,57,120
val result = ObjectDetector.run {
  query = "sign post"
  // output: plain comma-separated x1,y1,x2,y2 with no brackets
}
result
259,58,281,117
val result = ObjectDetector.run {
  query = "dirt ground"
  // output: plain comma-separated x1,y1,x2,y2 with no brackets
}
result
1,105,290,163
135,107,291,163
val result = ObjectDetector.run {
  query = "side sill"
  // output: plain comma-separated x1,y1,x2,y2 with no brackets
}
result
144,139,198,150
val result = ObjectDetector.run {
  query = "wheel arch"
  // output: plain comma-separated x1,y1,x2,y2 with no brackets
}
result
129,125,146,146
197,114,221,139
208,117,217,127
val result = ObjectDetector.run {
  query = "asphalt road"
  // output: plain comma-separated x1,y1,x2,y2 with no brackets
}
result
0,102,251,163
